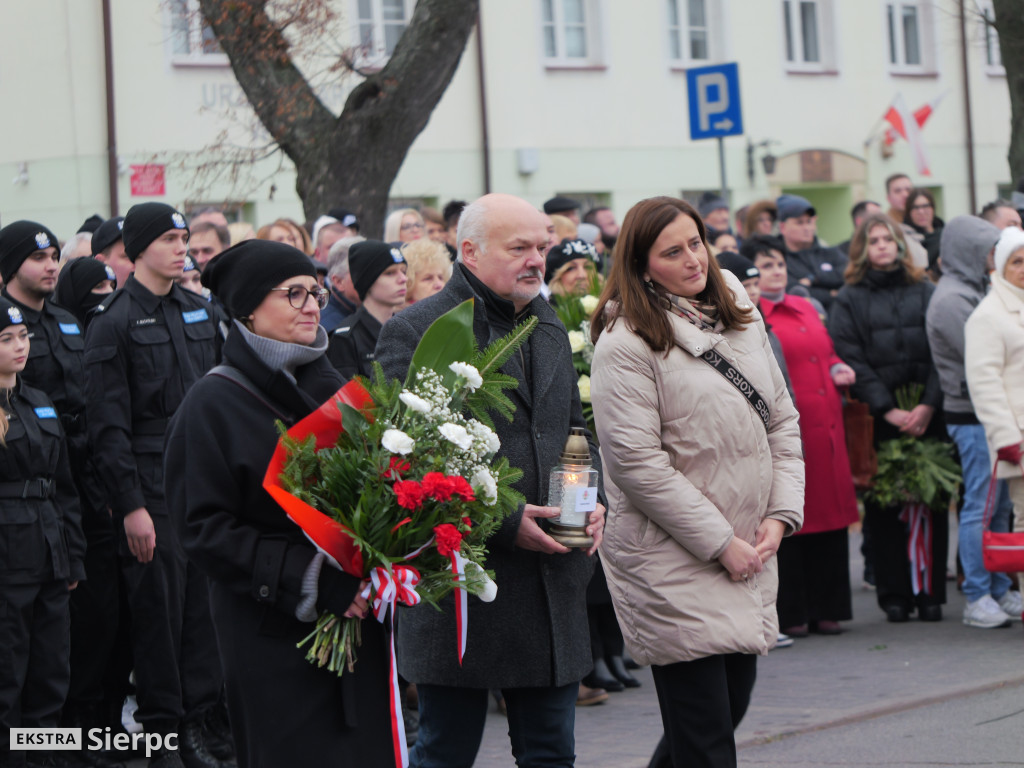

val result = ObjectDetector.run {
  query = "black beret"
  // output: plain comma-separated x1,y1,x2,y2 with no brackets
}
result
201,239,316,318
545,238,598,285
327,207,360,232
54,257,116,321
0,220,60,283
91,216,125,256
543,196,581,216
122,203,188,261
77,214,105,234
349,240,406,300
0,296,26,334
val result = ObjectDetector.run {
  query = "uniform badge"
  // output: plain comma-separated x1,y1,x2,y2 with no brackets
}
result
171,212,187,229
821,263,833,271
104,266,116,281
117,220,124,231
59,322,81,336
35,232,51,249
390,248,404,263
181,308,209,324
7,306,23,324
34,407,57,420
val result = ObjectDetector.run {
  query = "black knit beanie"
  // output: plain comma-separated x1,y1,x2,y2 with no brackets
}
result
122,203,189,262
0,296,26,333
54,257,116,325
91,216,125,256
201,239,316,318
0,220,60,283
349,240,406,300
544,238,598,285
715,251,760,283
78,214,105,234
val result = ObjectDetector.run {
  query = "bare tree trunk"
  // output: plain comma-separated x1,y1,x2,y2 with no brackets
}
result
993,0,1024,186
199,0,479,238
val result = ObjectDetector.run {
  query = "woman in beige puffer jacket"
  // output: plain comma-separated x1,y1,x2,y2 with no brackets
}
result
590,197,804,768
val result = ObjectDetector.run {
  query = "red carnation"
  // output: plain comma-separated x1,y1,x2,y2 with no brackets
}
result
422,472,455,502
434,523,463,558
381,456,411,479
462,516,473,529
448,476,475,502
393,480,425,510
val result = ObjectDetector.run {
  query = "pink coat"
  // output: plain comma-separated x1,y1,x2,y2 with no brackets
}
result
761,295,858,535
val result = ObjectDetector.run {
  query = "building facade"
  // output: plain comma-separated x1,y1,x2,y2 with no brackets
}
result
0,0,1013,244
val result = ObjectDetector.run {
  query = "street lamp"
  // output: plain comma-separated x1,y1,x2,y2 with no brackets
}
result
747,140,779,184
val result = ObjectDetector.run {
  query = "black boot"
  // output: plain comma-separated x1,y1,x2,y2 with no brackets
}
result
607,655,642,688
201,706,235,764
147,746,185,768
178,720,223,768
60,704,126,768
583,658,624,692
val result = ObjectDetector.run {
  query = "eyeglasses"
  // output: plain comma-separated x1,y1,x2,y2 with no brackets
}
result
270,286,329,310
400,222,424,232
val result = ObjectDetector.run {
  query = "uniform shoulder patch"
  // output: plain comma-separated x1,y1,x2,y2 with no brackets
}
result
333,325,352,336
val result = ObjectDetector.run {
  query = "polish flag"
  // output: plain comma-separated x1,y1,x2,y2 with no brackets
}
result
883,92,946,146
883,92,931,176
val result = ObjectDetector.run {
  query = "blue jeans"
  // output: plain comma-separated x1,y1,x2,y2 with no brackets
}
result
409,682,579,768
947,423,1013,602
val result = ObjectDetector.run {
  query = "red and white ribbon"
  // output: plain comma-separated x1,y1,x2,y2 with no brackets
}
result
361,565,421,768
451,551,469,665
899,503,933,595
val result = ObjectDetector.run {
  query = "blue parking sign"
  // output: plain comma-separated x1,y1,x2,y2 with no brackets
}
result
686,63,744,140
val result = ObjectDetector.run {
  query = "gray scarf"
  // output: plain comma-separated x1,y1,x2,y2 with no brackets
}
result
234,320,328,382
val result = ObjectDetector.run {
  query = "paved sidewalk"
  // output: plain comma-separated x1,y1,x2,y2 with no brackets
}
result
476,525,1024,767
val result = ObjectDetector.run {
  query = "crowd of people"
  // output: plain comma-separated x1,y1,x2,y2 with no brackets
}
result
0,171,1021,768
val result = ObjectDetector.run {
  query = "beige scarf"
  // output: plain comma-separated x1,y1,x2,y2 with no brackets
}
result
648,283,719,331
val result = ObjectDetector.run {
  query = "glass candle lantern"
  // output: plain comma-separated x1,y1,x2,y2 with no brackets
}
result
547,427,599,548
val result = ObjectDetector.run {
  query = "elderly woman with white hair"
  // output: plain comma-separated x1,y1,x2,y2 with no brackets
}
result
965,227,1024,612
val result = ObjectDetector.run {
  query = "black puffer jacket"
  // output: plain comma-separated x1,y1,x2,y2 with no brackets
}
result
828,268,942,419
785,239,848,312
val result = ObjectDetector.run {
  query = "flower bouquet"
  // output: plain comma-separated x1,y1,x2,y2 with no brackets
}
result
552,276,601,434
262,300,535,765
866,383,961,594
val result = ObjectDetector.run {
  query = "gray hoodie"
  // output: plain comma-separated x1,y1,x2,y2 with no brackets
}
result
925,215,1000,416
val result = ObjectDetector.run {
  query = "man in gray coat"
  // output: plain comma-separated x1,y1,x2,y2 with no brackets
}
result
375,193,605,768
926,215,1019,629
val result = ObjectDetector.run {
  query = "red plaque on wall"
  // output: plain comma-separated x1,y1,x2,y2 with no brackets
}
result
130,164,166,196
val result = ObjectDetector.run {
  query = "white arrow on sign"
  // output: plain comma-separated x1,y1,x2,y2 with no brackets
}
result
713,119,733,130
696,72,729,132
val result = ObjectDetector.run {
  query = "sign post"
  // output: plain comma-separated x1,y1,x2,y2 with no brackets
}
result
686,63,744,202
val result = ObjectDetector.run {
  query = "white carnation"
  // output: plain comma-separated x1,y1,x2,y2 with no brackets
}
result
439,423,473,451
381,428,415,455
468,421,501,455
580,294,599,315
471,466,498,505
449,362,483,391
577,374,591,403
567,330,585,354
399,391,431,414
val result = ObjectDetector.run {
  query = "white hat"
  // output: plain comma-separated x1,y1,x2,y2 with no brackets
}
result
311,215,340,247
993,226,1024,277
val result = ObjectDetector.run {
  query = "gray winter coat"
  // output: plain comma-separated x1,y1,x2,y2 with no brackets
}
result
375,264,599,688
925,215,1000,415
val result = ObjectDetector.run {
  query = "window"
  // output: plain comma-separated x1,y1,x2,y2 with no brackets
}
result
168,0,227,66
781,0,835,73
541,0,604,67
668,0,723,65
885,1,936,74
354,0,411,65
980,3,1004,74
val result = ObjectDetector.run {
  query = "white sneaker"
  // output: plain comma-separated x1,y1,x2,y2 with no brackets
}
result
963,595,1012,628
774,633,794,648
996,590,1023,621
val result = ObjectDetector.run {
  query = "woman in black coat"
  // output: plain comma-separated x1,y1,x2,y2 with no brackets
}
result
164,242,392,768
0,297,85,765
903,188,944,280
828,213,948,623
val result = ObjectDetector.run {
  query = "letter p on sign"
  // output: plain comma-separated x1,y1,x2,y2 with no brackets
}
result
696,73,729,132
686,63,743,140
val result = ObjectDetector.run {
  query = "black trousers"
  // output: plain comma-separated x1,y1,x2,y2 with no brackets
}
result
66,524,120,716
119,513,221,732
776,528,853,628
0,580,70,762
864,499,948,611
649,654,756,768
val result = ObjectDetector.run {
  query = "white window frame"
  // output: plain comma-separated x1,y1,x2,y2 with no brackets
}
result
540,0,605,69
167,0,228,68
885,1,937,75
781,0,837,74
979,1,1004,76
351,0,413,69
667,0,726,68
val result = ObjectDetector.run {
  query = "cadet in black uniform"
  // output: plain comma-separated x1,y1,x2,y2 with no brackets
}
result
326,240,407,379
0,223,123,768
0,297,85,768
84,203,223,768
54,257,117,329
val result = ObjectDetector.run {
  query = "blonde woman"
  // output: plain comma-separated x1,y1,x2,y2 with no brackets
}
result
401,238,452,306
257,218,313,255
384,208,425,243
